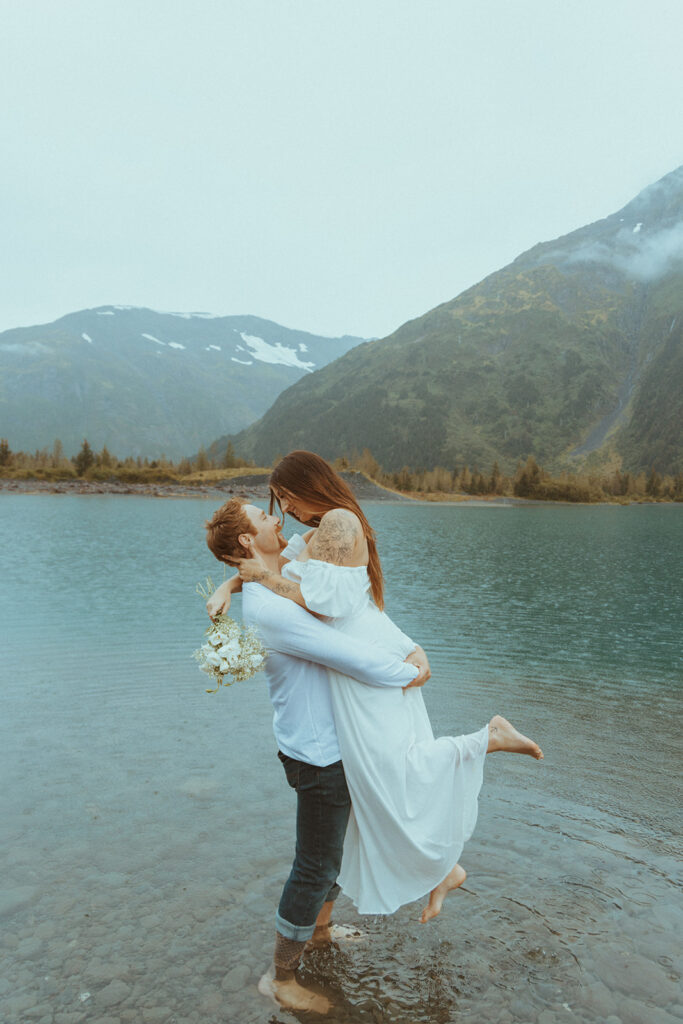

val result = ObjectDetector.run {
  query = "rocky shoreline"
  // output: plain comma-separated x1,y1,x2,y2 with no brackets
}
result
0,471,415,502
2,473,662,506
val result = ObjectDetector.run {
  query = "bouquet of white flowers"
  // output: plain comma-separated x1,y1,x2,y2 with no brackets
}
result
193,579,266,692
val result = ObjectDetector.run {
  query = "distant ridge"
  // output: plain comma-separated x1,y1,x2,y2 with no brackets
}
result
222,166,683,475
0,306,366,458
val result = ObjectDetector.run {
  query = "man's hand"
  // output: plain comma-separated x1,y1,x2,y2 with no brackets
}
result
206,580,232,620
403,646,431,690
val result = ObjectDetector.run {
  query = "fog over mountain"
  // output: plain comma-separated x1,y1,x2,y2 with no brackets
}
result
220,166,683,476
0,307,366,458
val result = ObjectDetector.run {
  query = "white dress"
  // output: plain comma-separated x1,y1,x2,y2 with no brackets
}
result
281,536,489,915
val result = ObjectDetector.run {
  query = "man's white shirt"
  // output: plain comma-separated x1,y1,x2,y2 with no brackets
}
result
242,582,418,767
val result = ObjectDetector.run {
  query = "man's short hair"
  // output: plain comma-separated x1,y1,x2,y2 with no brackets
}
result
205,497,253,563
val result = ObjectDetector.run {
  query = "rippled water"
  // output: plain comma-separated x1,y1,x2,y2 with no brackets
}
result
1,496,681,1024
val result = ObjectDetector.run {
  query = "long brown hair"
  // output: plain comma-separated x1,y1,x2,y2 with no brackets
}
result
269,450,385,610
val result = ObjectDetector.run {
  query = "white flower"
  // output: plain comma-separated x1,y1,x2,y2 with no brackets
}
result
194,602,266,692
217,641,240,658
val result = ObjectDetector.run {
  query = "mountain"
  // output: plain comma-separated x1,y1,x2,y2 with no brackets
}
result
0,306,366,458
223,166,683,475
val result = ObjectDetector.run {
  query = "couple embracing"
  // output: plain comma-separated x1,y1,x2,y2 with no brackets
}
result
205,450,543,1014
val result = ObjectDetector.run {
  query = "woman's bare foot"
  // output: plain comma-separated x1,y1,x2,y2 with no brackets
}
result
420,863,467,923
487,715,543,759
258,966,331,1013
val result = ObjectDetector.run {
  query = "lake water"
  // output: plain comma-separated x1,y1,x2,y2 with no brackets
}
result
1,496,681,1024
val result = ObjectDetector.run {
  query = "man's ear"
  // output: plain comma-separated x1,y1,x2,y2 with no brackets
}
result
237,533,253,553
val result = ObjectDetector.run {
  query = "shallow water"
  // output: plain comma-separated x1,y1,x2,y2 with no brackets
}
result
1,496,681,1024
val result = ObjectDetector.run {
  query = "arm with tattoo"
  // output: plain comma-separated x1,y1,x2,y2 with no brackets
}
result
308,508,363,565
236,509,363,610
238,562,311,609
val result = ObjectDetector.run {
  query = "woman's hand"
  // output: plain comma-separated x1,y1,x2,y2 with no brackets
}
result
403,646,431,690
234,548,270,583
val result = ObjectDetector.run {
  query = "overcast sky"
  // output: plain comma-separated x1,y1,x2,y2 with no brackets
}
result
1,0,682,339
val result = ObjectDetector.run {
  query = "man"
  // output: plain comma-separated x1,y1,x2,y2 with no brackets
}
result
205,498,428,1013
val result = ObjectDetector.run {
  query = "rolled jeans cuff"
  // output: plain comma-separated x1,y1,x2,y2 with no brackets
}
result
275,911,316,942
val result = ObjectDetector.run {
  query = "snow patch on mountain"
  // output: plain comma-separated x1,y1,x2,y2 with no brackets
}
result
208,344,221,351
239,333,314,371
142,334,166,346
82,333,93,344
168,342,186,350
232,357,253,365
164,311,221,320
97,311,115,316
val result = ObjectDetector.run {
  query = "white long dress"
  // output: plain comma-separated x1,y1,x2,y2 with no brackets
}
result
281,537,489,915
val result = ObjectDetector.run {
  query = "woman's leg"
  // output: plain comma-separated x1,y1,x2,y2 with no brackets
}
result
421,864,467,923
421,717,542,923
487,715,543,758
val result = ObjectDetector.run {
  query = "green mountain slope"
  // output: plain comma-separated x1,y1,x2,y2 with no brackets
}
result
0,306,366,458
225,166,683,474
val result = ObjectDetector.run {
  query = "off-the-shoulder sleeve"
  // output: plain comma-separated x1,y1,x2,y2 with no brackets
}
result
283,559,370,617
280,533,307,561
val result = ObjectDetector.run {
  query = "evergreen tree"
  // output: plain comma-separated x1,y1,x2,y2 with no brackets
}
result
51,439,64,468
98,445,112,468
222,442,237,469
514,455,541,497
646,467,662,498
489,461,502,494
196,446,209,471
393,467,414,491
0,438,11,467
74,439,95,476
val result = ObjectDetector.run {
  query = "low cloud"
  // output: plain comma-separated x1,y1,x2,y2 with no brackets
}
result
0,341,52,356
545,221,683,283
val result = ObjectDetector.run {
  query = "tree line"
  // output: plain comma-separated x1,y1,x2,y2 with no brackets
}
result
0,438,254,482
1,438,681,501
334,448,683,503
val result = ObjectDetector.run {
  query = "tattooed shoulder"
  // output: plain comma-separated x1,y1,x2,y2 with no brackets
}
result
309,508,362,565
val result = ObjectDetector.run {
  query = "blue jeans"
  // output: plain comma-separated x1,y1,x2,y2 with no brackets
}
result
275,752,351,941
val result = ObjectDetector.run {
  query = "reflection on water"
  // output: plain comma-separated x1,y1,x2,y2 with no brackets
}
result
1,496,681,1023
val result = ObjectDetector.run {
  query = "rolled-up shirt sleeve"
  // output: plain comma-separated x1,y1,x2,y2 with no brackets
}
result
252,592,418,689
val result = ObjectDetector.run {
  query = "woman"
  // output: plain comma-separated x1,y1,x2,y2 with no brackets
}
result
209,450,543,922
